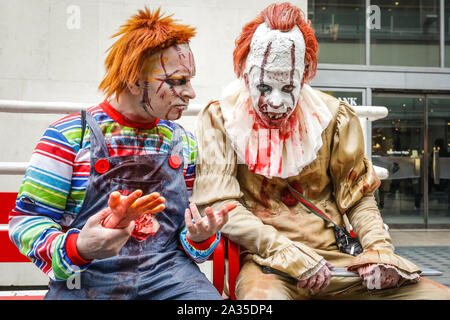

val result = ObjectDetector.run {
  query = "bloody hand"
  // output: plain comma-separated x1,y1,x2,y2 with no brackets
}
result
358,263,402,290
185,202,236,242
102,189,166,229
297,261,334,291
76,208,136,260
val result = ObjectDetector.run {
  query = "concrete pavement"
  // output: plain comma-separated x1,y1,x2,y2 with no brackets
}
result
391,230,450,288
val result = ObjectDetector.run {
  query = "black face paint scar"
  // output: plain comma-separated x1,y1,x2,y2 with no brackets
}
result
174,44,195,76
260,42,272,84
174,44,186,59
289,42,296,106
141,81,153,112
258,42,272,111
156,51,186,102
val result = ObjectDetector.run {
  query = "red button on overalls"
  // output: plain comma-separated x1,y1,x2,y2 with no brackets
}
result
95,158,110,174
168,155,181,169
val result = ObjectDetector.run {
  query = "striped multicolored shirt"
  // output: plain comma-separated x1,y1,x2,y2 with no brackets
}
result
8,101,218,281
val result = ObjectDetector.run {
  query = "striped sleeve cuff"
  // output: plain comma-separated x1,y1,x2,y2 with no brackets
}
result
65,232,93,265
186,233,217,250
51,229,92,281
179,227,221,263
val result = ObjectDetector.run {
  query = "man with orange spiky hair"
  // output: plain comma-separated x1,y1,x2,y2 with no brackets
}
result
192,2,450,299
8,7,231,300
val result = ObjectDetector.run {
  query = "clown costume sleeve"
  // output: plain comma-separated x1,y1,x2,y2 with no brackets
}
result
328,103,421,277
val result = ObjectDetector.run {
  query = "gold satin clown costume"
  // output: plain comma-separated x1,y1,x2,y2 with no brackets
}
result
191,2,450,300
192,92,450,299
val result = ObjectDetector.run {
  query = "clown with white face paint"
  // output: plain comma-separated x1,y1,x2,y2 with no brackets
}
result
192,2,450,300
219,19,332,179
244,23,305,128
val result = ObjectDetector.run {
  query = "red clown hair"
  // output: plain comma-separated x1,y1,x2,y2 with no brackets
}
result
99,7,196,99
233,2,318,84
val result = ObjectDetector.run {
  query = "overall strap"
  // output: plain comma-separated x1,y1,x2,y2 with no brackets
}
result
80,109,86,148
168,122,187,157
84,111,110,158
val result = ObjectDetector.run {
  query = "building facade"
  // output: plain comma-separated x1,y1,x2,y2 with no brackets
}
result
309,0,450,228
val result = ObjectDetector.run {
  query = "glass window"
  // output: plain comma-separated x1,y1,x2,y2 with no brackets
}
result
370,0,440,67
371,94,425,226
308,0,366,64
427,97,450,226
446,0,450,67
371,96,425,157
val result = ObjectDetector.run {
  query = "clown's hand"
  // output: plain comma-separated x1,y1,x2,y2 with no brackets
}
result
103,190,166,229
358,264,401,290
297,261,334,291
185,202,236,242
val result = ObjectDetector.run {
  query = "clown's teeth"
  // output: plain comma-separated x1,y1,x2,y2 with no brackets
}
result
267,113,284,120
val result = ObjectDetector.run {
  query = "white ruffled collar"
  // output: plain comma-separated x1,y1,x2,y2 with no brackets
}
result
220,79,332,179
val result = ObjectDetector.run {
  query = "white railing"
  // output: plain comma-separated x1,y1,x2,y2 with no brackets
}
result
0,99,389,178
0,99,388,119
353,105,388,121
0,99,202,116
0,162,29,175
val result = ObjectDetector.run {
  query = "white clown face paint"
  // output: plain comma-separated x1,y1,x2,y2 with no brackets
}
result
244,23,306,128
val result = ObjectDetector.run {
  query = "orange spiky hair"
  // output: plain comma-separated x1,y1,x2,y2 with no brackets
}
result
233,2,318,84
99,7,196,99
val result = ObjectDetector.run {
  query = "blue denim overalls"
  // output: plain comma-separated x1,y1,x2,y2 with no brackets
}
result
45,111,221,300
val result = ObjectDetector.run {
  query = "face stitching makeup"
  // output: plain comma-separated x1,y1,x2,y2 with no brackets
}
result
138,44,195,121
174,43,196,77
141,81,153,112
158,50,188,104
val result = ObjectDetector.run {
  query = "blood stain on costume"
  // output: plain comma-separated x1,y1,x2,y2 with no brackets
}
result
291,180,303,194
132,213,160,241
348,170,358,182
254,129,270,173
259,177,271,208
281,188,297,206
312,112,322,124
362,182,370,194
278,157,283,176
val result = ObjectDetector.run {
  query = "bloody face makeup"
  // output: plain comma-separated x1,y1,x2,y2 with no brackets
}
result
139,43,196,121
244,23,306,128
247,65,301,128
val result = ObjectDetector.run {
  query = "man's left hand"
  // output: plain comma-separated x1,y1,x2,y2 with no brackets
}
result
185,202,236,242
